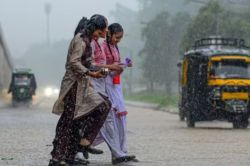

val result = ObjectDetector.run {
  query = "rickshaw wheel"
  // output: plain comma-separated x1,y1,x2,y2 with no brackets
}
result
179,114,185,121
179,115,185,121
186,111,195,128
179,109,185,121
233,115,248,129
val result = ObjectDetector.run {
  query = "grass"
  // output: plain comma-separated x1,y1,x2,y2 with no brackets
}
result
125,90,178,108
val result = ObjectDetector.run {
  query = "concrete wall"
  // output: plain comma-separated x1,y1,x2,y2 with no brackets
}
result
0,25,13,92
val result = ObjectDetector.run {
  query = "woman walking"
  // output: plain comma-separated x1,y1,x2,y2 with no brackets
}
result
102,23,138,165
49,14,111,166
75,17,123,161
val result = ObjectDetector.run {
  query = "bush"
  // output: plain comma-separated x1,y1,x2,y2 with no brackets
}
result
125,90,178,108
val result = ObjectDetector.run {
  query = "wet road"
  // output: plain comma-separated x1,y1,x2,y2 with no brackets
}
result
0,102,250,166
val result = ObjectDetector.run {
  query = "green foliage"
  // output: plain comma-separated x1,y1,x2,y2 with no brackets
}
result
141,11,191,93
181,1,250,50
111,1,195,93
125,90,178,107
141,12,170,85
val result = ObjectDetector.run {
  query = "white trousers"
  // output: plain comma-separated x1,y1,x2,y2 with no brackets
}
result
93,109,128,158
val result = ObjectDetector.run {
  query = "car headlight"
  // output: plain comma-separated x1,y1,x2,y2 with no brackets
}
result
53,88,59,95
44,87,53,97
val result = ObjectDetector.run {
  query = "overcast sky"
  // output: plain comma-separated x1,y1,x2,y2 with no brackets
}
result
0,0,139,58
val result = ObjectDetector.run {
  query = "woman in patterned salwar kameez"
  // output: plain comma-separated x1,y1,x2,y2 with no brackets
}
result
87,34,133,165
102,23,138,165
75,18,124,161
48,15,111,166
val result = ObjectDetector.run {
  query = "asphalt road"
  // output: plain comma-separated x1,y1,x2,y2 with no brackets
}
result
0,101,250,166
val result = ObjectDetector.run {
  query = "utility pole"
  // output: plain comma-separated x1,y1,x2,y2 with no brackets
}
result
44,3,51,47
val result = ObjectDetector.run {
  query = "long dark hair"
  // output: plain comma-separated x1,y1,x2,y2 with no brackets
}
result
75,15,107,68
106,23,123,57
74,17,88,36
74,14,107,38
84,14,107,38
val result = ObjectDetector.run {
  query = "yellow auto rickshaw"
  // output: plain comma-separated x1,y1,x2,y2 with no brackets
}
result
178,37,250,128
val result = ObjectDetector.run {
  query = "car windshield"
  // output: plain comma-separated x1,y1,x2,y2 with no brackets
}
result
14,75,31,86
211,60,250,79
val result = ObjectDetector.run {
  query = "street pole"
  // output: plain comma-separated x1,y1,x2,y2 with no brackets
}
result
44,3,51,47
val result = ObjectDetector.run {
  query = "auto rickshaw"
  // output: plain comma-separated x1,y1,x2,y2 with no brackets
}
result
8,68,37,107
178,36,250,128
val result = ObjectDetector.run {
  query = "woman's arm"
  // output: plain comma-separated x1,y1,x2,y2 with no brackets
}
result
94,63,123,72
69,37,89,76
69,37,104,78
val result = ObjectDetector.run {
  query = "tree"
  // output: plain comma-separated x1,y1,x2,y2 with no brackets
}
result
110,0,197,93
160,13,191,93
141,12,191,93
140,12,171,91
110,3,144,94
181,1,250,51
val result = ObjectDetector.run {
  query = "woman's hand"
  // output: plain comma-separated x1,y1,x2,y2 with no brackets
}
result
109,64,123,72
127,63,133,67
88,71,105,78
125,57,133,67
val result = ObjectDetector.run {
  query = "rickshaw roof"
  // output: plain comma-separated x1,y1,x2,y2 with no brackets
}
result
13,68,34,75
184,37,250,58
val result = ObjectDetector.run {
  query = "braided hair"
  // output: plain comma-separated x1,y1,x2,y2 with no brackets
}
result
106,23,123,58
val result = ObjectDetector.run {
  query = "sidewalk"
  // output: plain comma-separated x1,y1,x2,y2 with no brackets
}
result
125,100,178,114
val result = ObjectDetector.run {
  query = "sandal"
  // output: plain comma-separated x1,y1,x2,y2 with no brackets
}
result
86,146,103,154
124,155,139,163
112,155,139,165
65,159,89,165
74,158,90,165
79,145,103,154
112,157,127,165
48,159,68,166
78,145,103,159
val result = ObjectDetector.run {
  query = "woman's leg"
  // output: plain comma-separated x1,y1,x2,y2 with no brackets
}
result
50,84,78,161
118,116,128,154
114,115,128,155
79,97,111,146
99,109,127,159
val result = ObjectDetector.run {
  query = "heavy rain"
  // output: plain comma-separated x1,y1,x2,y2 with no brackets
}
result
1,0,250,165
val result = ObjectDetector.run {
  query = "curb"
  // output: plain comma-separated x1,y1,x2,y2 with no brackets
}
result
125,100,178,114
